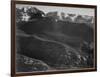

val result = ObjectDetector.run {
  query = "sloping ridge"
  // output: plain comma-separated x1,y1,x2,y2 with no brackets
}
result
33,34,80,56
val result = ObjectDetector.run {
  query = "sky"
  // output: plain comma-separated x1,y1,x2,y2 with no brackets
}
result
16,4,95,17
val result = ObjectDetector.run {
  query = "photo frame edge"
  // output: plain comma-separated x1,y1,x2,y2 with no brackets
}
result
11,0,97,76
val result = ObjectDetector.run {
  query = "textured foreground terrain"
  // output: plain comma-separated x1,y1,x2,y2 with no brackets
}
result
16,28,93,72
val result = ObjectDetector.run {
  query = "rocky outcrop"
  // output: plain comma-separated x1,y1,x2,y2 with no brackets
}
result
16,54,50,72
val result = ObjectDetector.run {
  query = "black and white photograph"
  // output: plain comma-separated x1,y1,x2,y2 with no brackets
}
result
11,1,97,76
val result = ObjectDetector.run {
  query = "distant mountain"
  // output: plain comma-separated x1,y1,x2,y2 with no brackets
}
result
16,7,45,22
